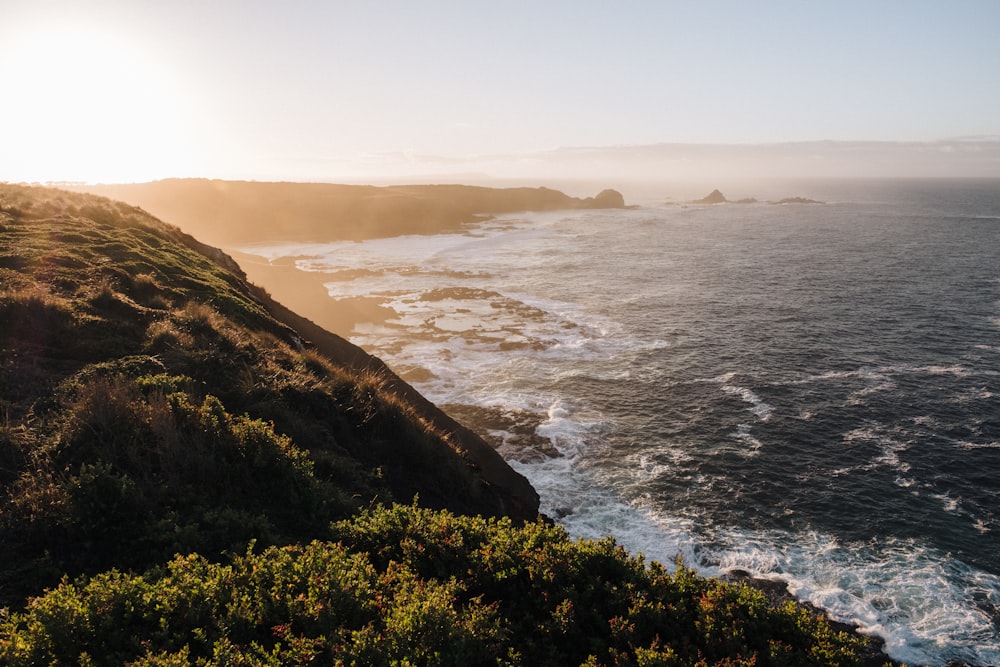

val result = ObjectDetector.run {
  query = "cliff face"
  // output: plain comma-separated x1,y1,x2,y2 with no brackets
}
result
254,290,539,520
75,179,626,246
0,183,537,603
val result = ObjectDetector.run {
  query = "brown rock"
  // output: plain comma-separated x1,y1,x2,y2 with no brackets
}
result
694,189,728,204
585,188,626,208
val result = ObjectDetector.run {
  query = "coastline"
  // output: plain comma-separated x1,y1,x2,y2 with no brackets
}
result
724,573,904,667
229,242,941,667
71,181,997,666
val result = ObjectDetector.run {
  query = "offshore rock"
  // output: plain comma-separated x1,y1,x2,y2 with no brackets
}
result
772,196,824,204
694,189,728,204
583,188,626,209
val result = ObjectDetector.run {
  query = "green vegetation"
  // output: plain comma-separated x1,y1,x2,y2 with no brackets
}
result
1,504,866,666
1,183,876,665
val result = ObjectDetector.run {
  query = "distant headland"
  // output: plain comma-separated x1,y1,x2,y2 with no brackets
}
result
73,179,626,246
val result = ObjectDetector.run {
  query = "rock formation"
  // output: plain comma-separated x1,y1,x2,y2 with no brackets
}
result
694,189,728,204
583,188,626,209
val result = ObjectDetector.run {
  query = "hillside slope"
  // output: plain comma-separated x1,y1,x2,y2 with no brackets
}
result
0,183,536,604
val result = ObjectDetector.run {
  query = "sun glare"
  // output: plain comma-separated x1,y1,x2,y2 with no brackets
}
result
0,22,197,183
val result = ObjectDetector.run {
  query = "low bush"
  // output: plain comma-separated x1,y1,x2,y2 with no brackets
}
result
0,504,866,667
1,370,353,584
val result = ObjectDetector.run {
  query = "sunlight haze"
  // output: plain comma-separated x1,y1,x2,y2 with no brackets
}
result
1,0,999,185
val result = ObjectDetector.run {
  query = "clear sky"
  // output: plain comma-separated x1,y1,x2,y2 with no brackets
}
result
2,0,999,184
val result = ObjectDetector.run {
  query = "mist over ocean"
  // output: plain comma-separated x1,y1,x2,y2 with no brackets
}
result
249,179,1000,666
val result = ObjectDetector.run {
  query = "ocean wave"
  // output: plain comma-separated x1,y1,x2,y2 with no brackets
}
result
518,435,1000,667
721,384,774,421
731,423,764,457
713,530,1000,666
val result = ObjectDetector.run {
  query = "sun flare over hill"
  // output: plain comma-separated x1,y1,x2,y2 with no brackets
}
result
0,21,198,183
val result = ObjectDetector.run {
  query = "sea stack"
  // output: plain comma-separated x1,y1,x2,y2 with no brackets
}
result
695,189,728,204
582,188,627,209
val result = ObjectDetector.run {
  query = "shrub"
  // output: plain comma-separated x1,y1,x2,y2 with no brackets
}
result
0,286,78,355
1,371,351,583
128,272,172,309
0,505,865,666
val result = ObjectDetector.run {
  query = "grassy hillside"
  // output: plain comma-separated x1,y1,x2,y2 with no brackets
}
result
0,183,535,601
0,184,882,665
72,180,628,339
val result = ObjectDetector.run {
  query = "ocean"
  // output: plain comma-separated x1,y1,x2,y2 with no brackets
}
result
247,179,1000,666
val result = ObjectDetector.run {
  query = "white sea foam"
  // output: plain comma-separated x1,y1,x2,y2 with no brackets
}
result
632,453,677,480
847,380,898,404
731,423,763,457
704,373,775,421
535,399,593,458
932,492,961,514
957,440,1000,450
720,383,775,421
620,450,692,493
712,530,1000,666
519,431,1000,666
792,364,997,395
509,454,703,566
792,366,899,405
842,424,915,474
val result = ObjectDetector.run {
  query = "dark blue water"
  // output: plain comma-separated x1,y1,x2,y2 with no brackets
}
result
575,181,1000,564
250,179,1000,665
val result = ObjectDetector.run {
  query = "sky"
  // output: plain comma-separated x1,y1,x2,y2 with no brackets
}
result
1,0,999,185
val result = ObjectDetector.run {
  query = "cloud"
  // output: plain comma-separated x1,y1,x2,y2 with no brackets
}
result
229,138,1000,188
527,138,1000,181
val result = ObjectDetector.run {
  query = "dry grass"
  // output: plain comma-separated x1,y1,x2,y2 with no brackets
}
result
0,284,74,317
4,469,70,533
144,318,195,351
128,272,171,309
